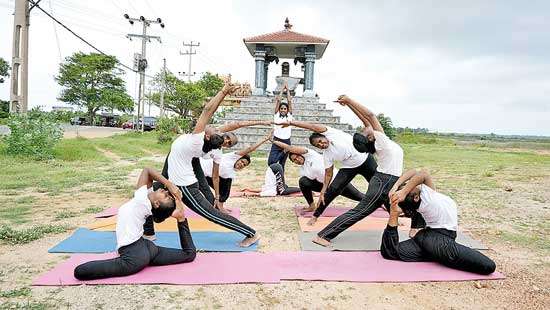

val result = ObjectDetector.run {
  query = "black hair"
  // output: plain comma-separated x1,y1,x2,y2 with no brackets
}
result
238,154,251,165
203,134,224,153
279,102,289,109
353,132,376,154
151,195,176,223
396,183,421,217
309,132,326,146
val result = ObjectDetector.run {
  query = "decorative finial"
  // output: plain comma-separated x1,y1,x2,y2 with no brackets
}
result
284,17,292,30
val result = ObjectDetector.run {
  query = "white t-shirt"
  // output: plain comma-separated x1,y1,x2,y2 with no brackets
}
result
168,132,222,186
260,167,277,197
116,186,153,249
273,112,293,139
417,184,458,231
200,152,242,179
323,127,368,169
373,131,403,176
300,148,326,183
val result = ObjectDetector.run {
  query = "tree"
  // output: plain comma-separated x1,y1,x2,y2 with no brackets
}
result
149,70,207,118
196,72,224,97
377,113,396,140
55,52,134,123
0,57,9,84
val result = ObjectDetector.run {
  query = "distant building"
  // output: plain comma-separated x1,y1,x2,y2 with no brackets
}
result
51,106,74,112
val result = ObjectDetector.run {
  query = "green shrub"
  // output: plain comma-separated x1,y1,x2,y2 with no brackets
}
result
156,116,191,144
3,108,63,160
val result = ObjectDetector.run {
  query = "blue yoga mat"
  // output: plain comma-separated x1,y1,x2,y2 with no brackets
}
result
49,228,257,253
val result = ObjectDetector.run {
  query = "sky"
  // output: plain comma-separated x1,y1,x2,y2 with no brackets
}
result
0,0,549,136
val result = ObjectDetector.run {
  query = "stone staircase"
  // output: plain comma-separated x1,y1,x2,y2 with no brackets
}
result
219,95,355,151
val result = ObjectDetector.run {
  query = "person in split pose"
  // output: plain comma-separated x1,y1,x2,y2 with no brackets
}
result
74,167,196,280
381,169,496,275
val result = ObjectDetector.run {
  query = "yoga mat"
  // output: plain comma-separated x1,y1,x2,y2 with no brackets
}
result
298,231,488,252
298,216,411,232
48,228,257,253
86,217,230,232
94,206,240,219
34,252,504,286
229,188,308,198
33,252,278,286
294,206,389,218
270,252,504,283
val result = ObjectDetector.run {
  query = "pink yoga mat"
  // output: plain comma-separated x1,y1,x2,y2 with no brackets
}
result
294,206,389,218
95,206,240,219
33,252,279,286
35,252,504,286
271,252,504,283
229,188,312,198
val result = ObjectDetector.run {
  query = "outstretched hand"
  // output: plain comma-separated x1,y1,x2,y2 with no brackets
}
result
389,189,407,207
171,200,186,221
275,121,291,128
166,182,182,201
222,83,240,96
334,94,351,106
266,129,274,142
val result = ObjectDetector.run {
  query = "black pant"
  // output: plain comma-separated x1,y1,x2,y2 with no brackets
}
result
270,163,300,195
206,176,232,203
268,137,290,171
318,171,399,240
298,176,365,205
380,225,496,275
74,220,196,280
313,154,378,218
144,156,255,237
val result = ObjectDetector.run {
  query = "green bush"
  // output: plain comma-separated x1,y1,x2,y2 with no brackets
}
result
0,224,67,245
3,108,64,160
156,116,191,144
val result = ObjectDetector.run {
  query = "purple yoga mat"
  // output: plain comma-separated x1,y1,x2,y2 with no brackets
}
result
33,252,278,286
271,252,504,282
294,206,389,218
95,206,240,219
34,252,504,286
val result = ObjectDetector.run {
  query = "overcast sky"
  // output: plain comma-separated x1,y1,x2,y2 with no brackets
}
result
0,0,549,136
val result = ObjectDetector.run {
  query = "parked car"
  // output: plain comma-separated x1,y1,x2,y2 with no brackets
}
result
121,121,134,129
140,117,157,131
70,116,87,125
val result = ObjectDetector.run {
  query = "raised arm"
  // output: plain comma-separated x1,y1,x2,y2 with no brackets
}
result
193,84,236,134
285,84,293,113
286,120,327,133
337,95,384,132
390,169,435,206
236,131,272,156
271,140,307,155
136,167,182,201
217,120,271,133
274,95,281,114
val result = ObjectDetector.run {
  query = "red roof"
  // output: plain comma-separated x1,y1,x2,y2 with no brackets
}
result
244,30,329,44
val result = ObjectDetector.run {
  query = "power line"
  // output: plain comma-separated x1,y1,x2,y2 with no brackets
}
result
26,0,150,76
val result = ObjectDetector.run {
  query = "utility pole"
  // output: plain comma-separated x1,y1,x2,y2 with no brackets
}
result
124,14,164,132
180,41,199,82
159,58,166,117
9,0,34,113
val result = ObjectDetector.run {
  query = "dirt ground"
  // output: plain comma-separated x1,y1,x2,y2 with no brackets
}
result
0,153,549,309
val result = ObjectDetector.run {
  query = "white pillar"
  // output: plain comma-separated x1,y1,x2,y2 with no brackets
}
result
252,49,266,96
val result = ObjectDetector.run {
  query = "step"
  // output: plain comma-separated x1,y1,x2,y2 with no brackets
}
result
222,114,342,124
223,124,355,134
225,107,337,118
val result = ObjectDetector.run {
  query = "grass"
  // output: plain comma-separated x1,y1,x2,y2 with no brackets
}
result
0,224,68,245
0,287,31,298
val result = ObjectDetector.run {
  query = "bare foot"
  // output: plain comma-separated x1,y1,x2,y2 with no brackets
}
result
312,236,331,247
307,217,318,226
302,205,316,212
142,234,156,241
239,233,260,247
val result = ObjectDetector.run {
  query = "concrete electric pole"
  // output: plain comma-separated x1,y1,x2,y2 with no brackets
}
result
124,14,163,132
9,0,33,113
159,58,166,117
180,41,199,82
